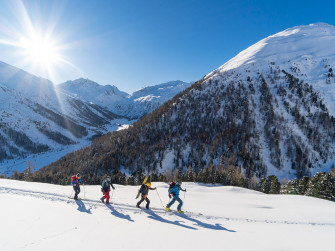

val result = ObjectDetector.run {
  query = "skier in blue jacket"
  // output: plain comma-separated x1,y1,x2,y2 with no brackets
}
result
71,173,83,200
165,181,186,213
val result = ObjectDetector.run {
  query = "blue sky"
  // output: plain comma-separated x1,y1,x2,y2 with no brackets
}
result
0,0,334,93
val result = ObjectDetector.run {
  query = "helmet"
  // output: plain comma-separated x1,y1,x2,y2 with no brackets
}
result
146,182,151,187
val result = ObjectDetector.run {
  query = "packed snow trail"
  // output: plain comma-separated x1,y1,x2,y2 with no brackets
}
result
1,179,335,251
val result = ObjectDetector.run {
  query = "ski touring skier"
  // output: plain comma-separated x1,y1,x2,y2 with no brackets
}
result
100,176,115,204
71,173,83,200
166,181,186,213
136,182,156,209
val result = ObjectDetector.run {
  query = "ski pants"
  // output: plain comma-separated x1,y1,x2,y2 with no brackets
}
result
167,196,183,211
137,196,150,209
73,185,80,199
102,190,110,203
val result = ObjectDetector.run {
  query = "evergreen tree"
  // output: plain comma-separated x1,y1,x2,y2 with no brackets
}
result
285,178,299,194
305,172,335,201
297,176,310,195
259,177,270,194
268,175,280,194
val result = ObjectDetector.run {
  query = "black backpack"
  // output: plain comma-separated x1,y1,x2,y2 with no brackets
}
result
101,179,109,192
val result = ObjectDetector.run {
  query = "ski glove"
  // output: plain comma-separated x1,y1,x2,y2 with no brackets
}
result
184,189,187,192
169,195,172,199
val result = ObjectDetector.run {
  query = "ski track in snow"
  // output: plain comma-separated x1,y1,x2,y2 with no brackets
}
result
1,180,335,251
1,185,333,228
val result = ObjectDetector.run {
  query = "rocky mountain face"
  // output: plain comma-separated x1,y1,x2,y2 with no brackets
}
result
37,23,335,181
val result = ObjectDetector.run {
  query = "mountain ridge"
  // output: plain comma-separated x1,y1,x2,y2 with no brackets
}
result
36,23,335,181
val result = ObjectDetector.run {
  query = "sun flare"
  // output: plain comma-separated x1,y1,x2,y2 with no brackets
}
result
18,34,61,69
0,0,84,84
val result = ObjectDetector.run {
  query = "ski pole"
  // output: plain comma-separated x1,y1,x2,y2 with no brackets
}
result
83,184,86,200
68,190,73,202
156,189,165,209
66,187,74,203
111,189,115,203
182,190,186,211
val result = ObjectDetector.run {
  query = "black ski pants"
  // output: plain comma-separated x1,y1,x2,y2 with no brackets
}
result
73,185,80,199
137,196,150,209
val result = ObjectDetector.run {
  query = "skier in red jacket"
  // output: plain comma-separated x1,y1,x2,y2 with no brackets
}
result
100,176,115,204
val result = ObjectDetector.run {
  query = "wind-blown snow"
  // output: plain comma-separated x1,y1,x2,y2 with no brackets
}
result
0,179,334,251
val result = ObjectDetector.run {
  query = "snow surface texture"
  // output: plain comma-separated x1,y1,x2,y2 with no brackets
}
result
0,179,334,251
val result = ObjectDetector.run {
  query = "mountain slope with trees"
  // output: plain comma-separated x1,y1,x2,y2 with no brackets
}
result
36,23,335,183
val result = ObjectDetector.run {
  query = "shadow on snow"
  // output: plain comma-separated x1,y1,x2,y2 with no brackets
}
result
143,209,197,230
174,213,236,232
75,200,92,214
106,204,134,222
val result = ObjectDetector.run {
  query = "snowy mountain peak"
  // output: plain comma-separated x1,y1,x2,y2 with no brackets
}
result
0,61,55,98
207,23,335,78
58,78,129,107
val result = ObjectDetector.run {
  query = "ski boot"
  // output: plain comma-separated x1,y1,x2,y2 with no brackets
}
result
165,207,171,212
177,210,184,213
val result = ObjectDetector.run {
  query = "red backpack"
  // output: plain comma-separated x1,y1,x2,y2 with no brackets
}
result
71,175,76,184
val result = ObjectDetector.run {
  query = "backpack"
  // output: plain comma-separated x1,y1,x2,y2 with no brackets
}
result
71,175,76,184
139,184,146,194
101,180,108,192
168,182,175,193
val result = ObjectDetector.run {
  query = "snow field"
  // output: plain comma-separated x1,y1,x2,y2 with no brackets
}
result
1,179,335,251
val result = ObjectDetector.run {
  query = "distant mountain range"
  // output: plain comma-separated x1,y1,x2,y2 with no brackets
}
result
38,23,335,181
0,61,190,175
59,79,190,119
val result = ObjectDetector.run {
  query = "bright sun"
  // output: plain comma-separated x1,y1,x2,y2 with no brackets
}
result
19,35,61,68
0,1,82,84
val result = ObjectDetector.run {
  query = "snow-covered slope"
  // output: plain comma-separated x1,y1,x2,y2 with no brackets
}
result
0,61,55,101
1,179,334,251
